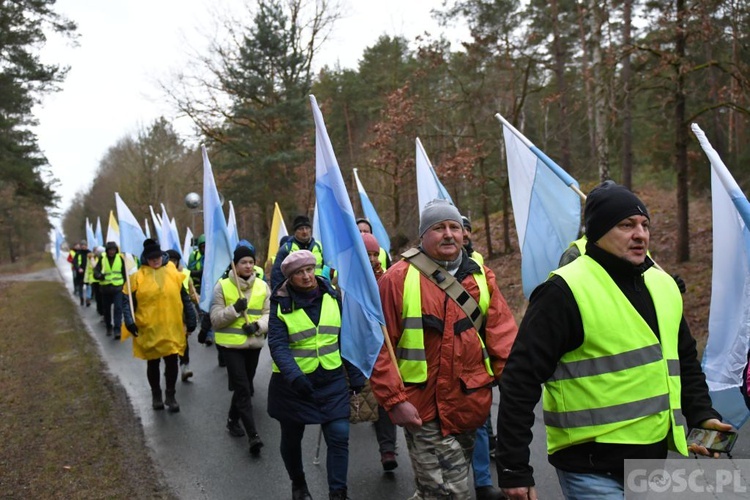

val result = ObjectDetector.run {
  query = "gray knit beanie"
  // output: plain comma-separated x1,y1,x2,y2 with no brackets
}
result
419,199,463,236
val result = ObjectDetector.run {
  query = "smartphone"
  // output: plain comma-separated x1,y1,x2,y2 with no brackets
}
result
686,428,738,453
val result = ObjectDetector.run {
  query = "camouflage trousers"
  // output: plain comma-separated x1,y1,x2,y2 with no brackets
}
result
404,420,476,499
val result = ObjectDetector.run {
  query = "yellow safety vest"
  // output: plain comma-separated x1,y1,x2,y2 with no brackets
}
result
254,265,265,281
545,256,687,455
272,293,342,374
397,264,493,383
470,250,484,266
101,255,125,287
378,247,389,271
289,241,325,276
214,277,267,346
180,268,191,292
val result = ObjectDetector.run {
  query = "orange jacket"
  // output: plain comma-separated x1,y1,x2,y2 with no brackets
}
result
369,254,518,435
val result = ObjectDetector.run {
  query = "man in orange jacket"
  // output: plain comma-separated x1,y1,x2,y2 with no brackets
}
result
369,199,518,499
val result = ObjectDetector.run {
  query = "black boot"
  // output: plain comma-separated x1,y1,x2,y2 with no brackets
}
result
475,485,505,500
328,488,348,500
292,476,312,500
164,390,180,413
152,390,164,410
248,433,263,455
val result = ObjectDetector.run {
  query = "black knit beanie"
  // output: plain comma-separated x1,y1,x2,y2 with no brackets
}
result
233,245,255,264
585,181,649,243
293,215,311,230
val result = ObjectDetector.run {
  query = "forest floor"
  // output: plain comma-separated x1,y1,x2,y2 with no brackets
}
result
477,184,714,354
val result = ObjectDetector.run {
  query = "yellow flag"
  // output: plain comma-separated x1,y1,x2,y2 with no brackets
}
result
267,202,288,265
106,210,120,245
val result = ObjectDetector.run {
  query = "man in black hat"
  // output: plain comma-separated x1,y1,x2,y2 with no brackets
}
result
270,214,325,289
495,182,729,499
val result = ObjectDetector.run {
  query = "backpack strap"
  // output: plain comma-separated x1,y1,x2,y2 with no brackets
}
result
401,247,484,332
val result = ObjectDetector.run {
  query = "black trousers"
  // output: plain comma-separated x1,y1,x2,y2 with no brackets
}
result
146,354,179,394
222,347,261,436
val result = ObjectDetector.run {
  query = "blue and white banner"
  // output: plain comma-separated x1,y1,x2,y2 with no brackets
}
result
311,95,385,377
692,123,750,428
497,113,581,298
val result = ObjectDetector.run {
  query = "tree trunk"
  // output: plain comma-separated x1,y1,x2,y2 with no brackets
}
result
675,0,690,262
621,0,634,189
589,0,610,182
576,2,597,166
550,0,573,173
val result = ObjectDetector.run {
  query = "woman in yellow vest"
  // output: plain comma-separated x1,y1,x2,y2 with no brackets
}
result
267,250,365,500
122,239,197,412
210,245,270,455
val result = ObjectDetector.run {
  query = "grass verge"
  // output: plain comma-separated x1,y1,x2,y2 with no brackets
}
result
0,273,174,498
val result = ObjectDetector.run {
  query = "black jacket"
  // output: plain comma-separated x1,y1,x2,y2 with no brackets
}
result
496,242,720,487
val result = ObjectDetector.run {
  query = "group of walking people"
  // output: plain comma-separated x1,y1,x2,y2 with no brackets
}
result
70,181,730,500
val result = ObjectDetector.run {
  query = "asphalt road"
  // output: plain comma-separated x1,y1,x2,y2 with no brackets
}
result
57,256,750,499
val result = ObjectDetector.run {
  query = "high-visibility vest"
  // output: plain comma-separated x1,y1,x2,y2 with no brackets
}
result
214,277,267,346
101,255,125,287
254,265,265,281
287,240,325,276
470,250,484,266
378,247,389,271
397,264,493,383
272,293,342,374
180,268,190,292
545,256,688,455
570,237,587,255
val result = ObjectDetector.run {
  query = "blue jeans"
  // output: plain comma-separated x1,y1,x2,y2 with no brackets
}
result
556,469,624,499
280,418,350,492
472,416,493,487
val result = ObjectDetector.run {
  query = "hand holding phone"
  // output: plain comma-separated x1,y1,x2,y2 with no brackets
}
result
687,427,737,455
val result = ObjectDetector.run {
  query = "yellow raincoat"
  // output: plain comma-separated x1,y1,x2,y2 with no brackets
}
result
125,262,186,360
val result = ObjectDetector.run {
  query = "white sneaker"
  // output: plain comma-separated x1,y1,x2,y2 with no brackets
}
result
181,364,193,382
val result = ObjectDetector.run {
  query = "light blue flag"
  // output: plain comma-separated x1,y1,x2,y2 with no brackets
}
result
353,168,390,253
86,218,97,250
182,227,194,269
692,123,750,428
149,206,162,241
199,145,233,312
227,200,239,248
144,218,151,239
160,204,182,255
54,228,63,261
416,137,453,217
95,218,103,247
310,95,385,378
115,193,147,256
497,113,582,298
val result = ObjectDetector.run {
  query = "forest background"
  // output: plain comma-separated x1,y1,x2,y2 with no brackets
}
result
3,0,749,281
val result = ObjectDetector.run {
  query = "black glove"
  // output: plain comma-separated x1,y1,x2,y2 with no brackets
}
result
672,274,687,294
197,329,208,344
125,323,138,337
291,376,314,400
94,271,104,281
242,322,260,335
186,321,197,332
233,297,248,313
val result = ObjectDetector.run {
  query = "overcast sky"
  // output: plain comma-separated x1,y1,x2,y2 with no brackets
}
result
36,0,468,224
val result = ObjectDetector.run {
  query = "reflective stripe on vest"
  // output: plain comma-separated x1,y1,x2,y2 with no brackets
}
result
215,277,267,346
101,255,124,287
272,293,342,373
289,241,324,276
378,247,388,270
544,256,687,455
397,264,493,383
